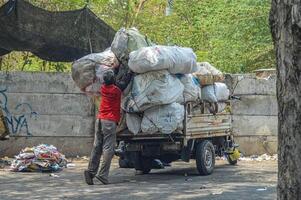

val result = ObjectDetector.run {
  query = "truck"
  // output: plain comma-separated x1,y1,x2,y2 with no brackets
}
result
116,100,240,175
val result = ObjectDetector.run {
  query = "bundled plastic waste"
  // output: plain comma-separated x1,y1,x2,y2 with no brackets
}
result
201,82,230,103
128,45,198,74
111,27,153,61
177,74,201,102
126,113,142,135
141,103,184,134
193,62,224,86
71,49,119,95
10,144,67,172
122,70,184,112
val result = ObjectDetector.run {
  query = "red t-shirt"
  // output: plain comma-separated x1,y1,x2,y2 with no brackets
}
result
97,84,122,122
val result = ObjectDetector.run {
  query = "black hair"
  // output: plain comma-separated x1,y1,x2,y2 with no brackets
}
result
103,70,115,85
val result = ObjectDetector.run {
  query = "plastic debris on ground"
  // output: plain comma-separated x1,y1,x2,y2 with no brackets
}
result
238,154,278,161
10,144,67,172
256,187,268,191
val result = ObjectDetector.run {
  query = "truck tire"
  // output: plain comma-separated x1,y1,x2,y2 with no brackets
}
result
118,157,131,168
196,140,215,175
133,152,152,174
139,157,152,174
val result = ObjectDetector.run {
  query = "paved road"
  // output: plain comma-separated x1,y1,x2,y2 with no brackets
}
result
0,158,277,200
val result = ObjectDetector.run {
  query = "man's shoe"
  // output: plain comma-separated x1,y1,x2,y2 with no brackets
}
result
95,175,109,185
84,170,94,185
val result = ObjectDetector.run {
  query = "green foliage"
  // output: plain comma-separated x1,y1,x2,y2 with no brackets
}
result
0,0,274,73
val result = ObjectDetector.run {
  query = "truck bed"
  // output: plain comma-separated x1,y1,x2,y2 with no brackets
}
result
117,102,232,141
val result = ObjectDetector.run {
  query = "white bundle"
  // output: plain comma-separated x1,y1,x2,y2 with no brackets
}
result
141,103,184,134
126,113,142,135
193,62,224,86
128,45,198,74
71,50,119,95
122,70,184,112
178,74,201,102
201,82,230,102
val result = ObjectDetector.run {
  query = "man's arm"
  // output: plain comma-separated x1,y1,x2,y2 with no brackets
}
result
115,70,134,92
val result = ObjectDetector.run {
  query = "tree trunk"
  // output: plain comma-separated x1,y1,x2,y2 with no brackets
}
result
270,1,301,199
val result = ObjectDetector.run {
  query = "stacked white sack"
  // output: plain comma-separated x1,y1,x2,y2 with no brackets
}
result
178,74,201,102
122,70,184,113
193,62,224,86
111,27,153,61
71,49,119,95
201,82,229,103
128,45,198,74
141,103,184,134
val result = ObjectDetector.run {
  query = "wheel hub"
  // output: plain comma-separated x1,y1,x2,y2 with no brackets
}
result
204,148,212,168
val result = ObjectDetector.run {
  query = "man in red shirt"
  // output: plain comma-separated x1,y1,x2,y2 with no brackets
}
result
84,69,133,185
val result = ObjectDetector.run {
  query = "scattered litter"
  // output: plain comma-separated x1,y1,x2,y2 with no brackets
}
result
239,154,277,162
49,173,60,178
211,191,223,195
66,163,76,168
10,144,67,172
256,187,267,191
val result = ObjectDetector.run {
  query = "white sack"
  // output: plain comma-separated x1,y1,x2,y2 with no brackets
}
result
111,27,152,60
179,74,201,102
122,70,184,112
71,50,118,95
201,82,230,102
126,113,142,135
193,62,224,86
128,45,198,74
141,103,184,134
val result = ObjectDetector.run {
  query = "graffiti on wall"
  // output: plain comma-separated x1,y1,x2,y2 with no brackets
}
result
0,88,38,136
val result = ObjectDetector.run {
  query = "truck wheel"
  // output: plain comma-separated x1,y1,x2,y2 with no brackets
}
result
119,157,131,168
133,153,152,174
196,140,215,175
140,157,152,174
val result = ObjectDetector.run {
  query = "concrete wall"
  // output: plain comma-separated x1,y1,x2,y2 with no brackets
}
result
0,72,95,157
226,74,277,155
0,72,277,157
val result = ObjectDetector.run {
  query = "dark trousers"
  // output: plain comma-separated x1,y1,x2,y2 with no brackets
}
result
88,119,117,182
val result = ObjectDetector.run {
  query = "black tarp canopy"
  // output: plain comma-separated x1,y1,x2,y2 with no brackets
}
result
0,0,116,62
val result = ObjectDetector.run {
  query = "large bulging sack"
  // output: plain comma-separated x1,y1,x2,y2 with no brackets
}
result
193,62,224,86
71,50,118,95
122,70,184,112
141,103,184,134
178,74,201,102
126,113,142,135
201,82,230,102
128,45,198,74
111,27,152,61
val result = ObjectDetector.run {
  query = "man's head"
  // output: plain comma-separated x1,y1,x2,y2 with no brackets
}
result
103,70,115,85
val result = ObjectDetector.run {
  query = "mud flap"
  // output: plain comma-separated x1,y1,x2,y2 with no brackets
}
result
181,139,194,162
